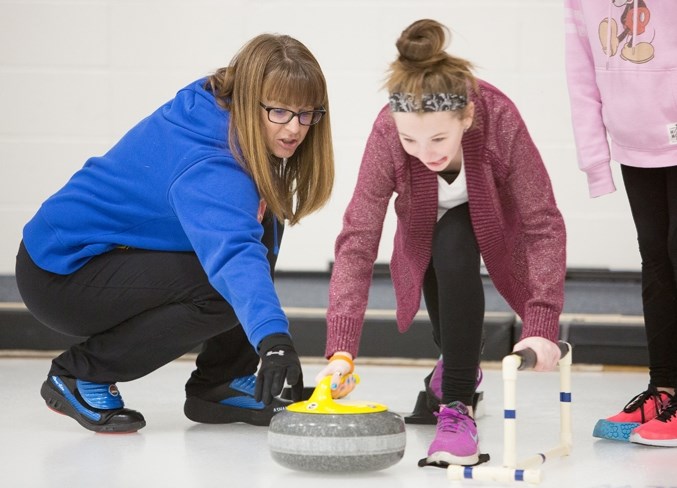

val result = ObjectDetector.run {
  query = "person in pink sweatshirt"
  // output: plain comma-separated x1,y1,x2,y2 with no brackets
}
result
565,0,677,447
314,18,567,465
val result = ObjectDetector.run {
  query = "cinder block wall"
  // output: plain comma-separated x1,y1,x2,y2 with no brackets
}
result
0,0,639,274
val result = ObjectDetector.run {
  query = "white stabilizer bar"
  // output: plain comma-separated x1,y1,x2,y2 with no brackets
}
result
517,444,571,469
447,465,542,484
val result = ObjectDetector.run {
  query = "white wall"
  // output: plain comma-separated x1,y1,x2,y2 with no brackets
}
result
0,0,640,274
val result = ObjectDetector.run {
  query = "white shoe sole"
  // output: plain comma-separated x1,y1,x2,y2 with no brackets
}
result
426,449,479,466
629,432,677,447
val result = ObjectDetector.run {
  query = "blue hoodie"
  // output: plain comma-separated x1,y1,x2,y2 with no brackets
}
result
22,78,288,349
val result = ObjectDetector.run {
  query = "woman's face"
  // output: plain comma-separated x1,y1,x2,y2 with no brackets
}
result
392,106,473,173
260,99,313,159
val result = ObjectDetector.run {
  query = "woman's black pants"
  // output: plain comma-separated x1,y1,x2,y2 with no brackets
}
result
15,215,284,398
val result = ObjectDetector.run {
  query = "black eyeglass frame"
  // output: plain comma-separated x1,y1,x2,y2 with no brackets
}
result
259,102,326,126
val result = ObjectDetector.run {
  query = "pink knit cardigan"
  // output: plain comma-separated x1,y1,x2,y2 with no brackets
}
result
325,80,566,358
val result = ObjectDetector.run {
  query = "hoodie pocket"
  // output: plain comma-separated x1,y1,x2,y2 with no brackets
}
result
595,68,677,152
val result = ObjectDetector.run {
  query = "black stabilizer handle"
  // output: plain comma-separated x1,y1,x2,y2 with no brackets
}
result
514,340,571,371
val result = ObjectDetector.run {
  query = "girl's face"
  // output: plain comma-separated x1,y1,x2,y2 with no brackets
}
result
260,99,313,159
392,106,473,173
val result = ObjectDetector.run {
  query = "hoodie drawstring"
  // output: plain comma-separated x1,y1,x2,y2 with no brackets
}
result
273,216,279,255
632,0,638,55
605,1,612,69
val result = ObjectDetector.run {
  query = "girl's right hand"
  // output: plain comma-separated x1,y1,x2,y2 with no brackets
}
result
315,352,357,399
512,336,561,372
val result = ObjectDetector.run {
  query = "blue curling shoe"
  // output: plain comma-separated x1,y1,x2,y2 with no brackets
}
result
40,375,146,433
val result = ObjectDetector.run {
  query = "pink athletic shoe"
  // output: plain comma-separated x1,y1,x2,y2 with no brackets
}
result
427,401,479,465
592,387,672,442
630,394,677,447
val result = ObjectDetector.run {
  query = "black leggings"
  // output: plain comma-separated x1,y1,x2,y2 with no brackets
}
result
15,214,284,398
422,203,484,406
621,164,677,389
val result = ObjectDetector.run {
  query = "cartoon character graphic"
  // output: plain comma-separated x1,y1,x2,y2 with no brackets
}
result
599,0,654,64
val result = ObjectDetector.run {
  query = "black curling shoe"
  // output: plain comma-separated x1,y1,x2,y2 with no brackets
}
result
184,375,290,426
40,375,146,433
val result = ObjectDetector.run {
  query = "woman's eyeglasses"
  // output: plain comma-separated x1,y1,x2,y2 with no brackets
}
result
259,103,326,126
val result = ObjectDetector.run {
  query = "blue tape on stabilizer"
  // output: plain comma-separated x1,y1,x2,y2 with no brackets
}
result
463,467,474,479
560,392,572,402
504,409,516,419
515,469,525,481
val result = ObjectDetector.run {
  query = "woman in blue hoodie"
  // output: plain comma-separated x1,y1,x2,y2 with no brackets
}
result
14,33,334,433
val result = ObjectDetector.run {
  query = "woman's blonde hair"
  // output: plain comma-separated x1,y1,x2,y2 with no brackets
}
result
206,34,334,225
385,19,477,119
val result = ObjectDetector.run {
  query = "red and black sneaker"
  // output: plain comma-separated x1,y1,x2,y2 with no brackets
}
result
592,386,672,442
630,392,677,447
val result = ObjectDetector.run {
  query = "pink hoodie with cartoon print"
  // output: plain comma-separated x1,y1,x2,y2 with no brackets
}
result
564,0,677,198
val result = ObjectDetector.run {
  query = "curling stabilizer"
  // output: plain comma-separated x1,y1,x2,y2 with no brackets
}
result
447,341,573,484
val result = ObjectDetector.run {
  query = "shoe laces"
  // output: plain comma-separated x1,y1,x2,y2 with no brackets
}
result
655,395,677,423
622,387,669,422
434,401,474,434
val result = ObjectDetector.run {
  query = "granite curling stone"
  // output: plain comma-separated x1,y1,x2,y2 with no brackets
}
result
268,376,406,472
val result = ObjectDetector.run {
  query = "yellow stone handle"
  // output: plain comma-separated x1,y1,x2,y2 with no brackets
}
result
286,374,389,414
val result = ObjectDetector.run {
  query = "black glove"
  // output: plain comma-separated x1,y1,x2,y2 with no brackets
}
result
255,333,303,404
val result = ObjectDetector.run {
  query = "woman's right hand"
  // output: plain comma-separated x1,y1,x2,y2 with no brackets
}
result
315,352,357,399
257,199,267,223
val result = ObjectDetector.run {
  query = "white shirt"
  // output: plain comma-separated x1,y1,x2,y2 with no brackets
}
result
437,157,468,221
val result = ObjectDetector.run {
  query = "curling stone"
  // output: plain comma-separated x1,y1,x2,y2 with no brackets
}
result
268,375,406,472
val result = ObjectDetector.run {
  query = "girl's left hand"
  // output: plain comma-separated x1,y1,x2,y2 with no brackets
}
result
512,337,561,372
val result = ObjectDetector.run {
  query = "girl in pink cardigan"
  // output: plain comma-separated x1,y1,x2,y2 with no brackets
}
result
317,19,567,466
